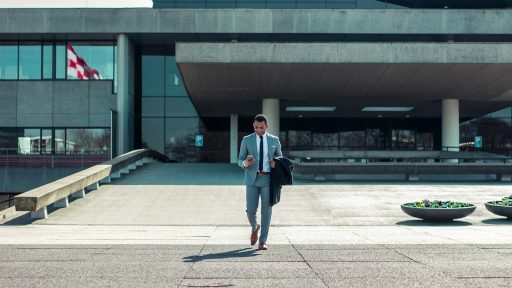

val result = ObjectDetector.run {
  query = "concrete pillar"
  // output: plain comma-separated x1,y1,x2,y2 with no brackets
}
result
54,197,69,208
117,34,132,156
442,99,459,152
230,113,238,164
262,99,280,137
72,188,86,198
442,99,460,163
31,207,47,219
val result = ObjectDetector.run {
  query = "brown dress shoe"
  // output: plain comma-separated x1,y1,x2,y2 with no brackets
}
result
250,224,260,246
258,243,268,250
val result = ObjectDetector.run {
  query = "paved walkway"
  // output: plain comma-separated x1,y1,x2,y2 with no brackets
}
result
1,163,512,287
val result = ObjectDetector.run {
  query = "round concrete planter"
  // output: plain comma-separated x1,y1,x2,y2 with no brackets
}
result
401,204,476,222
485,202,512,220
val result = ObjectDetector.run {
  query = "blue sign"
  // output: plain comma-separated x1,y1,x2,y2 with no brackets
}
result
195,135,204,147
474,136,483,148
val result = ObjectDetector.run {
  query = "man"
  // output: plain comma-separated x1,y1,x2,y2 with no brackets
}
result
238,114,283,250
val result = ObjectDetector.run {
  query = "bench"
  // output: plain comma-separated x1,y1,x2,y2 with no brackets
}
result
14,149,167,219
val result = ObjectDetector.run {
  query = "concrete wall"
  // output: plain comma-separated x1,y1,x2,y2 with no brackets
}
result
0,81,116,128
0,9,512,34
176,42,512,64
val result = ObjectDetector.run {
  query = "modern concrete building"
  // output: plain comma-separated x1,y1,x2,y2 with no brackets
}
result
1,0,512,193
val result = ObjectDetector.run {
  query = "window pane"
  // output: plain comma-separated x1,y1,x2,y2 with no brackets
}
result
19,45,42,79
0,128,18,154
55,129,66,154
19,129,40,155
0,45,18,79
312,132,338,149
67,44,115,80
43,44,53,79
288,130,312,149
55,44,66,79
165,98,198,117
142,56,165,96
165,118,199,162
339,131,365,149
142,97,165,117
66,129,110,154
41,129,52,154
142,118,165,154
165,56,188,97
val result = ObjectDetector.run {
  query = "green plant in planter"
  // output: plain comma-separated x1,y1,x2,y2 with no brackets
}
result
404,199,473,208
488,196,512,207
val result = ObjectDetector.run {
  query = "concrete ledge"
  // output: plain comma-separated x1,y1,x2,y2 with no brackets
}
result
0,206,17,220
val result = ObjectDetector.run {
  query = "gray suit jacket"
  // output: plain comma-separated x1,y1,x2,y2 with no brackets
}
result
238,133,283,186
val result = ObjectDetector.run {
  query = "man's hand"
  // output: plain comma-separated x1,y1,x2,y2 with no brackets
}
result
269,159,276,169
244,155,255,167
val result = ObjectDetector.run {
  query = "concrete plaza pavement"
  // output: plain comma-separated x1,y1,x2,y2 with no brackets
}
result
1,163,512,287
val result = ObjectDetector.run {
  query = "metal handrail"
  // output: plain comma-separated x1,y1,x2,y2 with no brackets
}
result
0,148,111,168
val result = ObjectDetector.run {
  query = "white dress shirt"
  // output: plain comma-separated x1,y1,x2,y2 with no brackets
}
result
256,133,270,172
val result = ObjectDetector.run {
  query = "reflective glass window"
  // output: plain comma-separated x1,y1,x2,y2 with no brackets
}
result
288,130,312,149
0,128,18,154
142,56,165,96
165,117,199,162
339,131,365,149
43,44,53,79
55,44,66,79
41,129,52,154
19,129,40,155
67,43,115,80
165,98,198,117
55,129,66,154
142,118,165,154
0,44,18,79
312,132,338,150
165,56,188,97
142,97,165,117
19,44,42,79
66,128,110,155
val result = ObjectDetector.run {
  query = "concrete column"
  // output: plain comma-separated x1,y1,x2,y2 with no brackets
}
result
442,99,460,152
442,99,460,163
117,34,131,156
262,99,280,137
230,113,238,164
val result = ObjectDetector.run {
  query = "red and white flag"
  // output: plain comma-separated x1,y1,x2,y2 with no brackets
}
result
67,45,103,80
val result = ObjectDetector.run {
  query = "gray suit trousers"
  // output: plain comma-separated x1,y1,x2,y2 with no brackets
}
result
246,174,272,244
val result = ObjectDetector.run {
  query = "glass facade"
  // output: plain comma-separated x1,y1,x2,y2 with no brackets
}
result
0,128,110,156
140,52,230,162
0,42,116,85
460,107,512,156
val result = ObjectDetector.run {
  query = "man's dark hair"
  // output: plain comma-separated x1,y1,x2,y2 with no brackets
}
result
254,114,268,125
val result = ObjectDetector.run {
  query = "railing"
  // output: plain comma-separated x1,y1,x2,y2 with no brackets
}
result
0,148,110,168
288,149,512,164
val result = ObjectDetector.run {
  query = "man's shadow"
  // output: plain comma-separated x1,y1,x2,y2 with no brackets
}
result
183,248,260,263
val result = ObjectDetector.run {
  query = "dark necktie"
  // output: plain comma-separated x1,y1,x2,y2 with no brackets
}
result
259,135,264,172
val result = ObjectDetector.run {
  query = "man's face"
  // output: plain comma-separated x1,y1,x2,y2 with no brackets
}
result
253,121,268,136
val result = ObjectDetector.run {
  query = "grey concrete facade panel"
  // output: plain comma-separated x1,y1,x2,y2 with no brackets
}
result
89,113,110,127
176,43,512,64
17,114,52,127
88,81,114,114
0,114,16,127
53,81,89,114
1,9,512,34
53,113,89,127
0,80,114,128
17,82,53,114
0,82,17,115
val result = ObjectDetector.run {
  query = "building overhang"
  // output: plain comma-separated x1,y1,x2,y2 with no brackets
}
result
176,42,512,118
